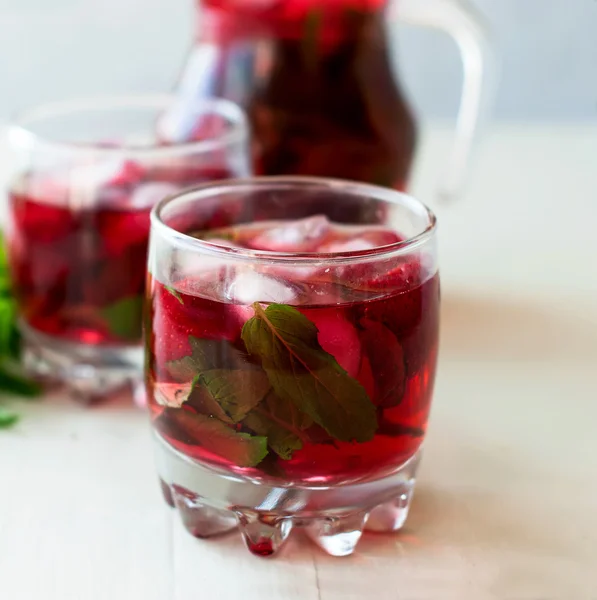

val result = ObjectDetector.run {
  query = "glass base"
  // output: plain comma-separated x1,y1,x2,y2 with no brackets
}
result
21,322,144,404
154,432,422,557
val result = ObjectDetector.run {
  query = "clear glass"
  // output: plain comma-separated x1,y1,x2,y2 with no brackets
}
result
162,0,494,199
147,176,439,557
3,94,250,403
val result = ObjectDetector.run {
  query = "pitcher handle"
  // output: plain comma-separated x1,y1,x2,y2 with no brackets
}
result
395,0,497,201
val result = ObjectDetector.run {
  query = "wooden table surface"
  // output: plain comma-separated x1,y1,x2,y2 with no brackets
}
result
1,124,596,599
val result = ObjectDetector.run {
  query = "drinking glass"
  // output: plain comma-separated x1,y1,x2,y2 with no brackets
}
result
3,95,250,402
147,176,439,557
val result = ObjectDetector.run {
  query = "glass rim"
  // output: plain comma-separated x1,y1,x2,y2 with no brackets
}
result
5,93,249,159
151,176,438,264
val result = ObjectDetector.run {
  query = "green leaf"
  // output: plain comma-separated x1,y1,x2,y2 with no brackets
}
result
0,363,42,397
244,410,302,460
242,303,377,443
0,408,19,429
199,369,270,423
153,374,233,424
244,390,308,460
101,295,144,342
0,301,16,356
188,383,234,424
167,337,248,380
0,232,40,414
165,286,184,305
166,337,270,423
166,355,197,382
157,408,268,468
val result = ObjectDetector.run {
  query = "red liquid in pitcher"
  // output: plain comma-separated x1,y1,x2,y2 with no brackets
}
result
167,0,416,188
147,217,439,484
8,163,235,346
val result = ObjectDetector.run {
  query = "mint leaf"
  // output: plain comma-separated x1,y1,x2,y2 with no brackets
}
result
153,376,233,424
101,295,143,342
188,383,234,424
244,410,302,460
244,391,309,460
165,286,184,305
199,369,270,423
359,319,406,407
157,408,268,468
166,336,269,423
0,301,16,356
166,356,198,382
167,337,248,379
242,303,377,443
0,363,42,397
0,408,19,429
0,231,41,429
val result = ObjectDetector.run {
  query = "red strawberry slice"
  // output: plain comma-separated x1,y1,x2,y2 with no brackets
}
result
356,273,439,378
98,207,151,257
12,194,78,244
301,308,361,377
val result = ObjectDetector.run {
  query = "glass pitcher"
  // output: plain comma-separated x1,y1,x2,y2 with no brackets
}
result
160,0,493,199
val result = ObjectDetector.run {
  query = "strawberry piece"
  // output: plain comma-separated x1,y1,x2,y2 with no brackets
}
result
359,318,406,407
301,308,361,377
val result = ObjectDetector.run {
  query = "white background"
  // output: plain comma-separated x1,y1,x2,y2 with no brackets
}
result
0,0,595,121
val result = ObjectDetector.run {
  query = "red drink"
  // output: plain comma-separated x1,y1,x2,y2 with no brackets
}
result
164,0,417,189
147,217,439,485
8,164,235,347
5,95,250,402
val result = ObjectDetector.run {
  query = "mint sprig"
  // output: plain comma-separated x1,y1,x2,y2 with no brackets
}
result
167,337,270,423
167,337,249,378
0,407,19,429
156,303,425,468
242,303,377,443
0,232,42,429
243,390,310,460
157,408,268,468
100,295,144,342
198,369,270,423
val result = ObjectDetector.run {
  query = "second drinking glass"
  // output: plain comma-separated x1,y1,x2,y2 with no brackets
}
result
3,95,250,402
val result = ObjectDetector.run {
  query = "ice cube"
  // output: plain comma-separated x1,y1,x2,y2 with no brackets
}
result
226,271,298,305
69,160,145,209
318,238,377,253
250,215,331,252
126,182,180,209
173,250,232,283
358,228,402,247
17,172,69,207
